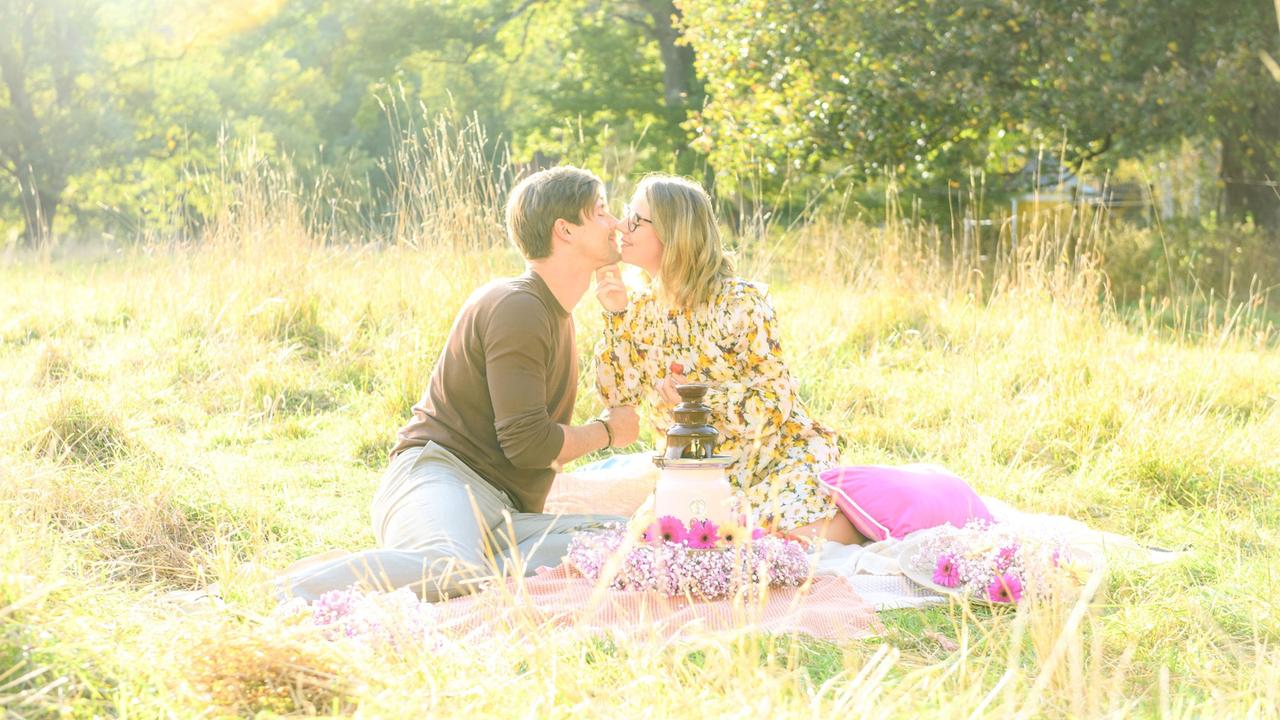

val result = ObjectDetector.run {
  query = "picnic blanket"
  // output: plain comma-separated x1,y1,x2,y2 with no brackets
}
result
433,565,881,641
204,455,1180,642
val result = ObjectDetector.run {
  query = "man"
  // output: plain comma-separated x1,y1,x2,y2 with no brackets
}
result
281,166,639,602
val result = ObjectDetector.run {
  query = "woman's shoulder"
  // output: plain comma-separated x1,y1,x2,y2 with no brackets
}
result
712,277,771,308
707,278,776,332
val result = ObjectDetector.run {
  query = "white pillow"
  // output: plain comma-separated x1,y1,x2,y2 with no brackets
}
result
544,452,658,517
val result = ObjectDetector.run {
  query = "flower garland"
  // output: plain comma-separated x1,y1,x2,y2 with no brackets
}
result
907,519,1089,604
274,587,442,651
565,516,811,599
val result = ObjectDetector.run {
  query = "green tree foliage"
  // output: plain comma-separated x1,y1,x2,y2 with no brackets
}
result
4,0,1277,239
0,0,121,243
681,0,1280,229
0,0,712,239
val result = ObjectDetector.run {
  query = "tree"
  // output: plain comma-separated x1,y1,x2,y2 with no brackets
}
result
680,0,1280,229
331,0,708,173
0,0,716,240
0,0,114,243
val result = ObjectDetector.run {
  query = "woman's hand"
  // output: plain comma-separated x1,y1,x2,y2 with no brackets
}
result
656,369,688,408
594,264,628,313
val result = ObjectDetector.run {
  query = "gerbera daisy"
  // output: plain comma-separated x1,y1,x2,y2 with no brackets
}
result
639,523,661,544
718,520,745,546
995,544,1018,571
987,573,1023,603
686,519,719,549
657,516,687,544
933,553,960,587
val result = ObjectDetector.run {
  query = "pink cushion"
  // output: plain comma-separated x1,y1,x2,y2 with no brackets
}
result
818,464,992,541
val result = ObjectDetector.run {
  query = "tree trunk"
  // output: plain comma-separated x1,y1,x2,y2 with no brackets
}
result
1219,101,1280,234
639,0,714,182
642,0,702,111
1221,145,1280,233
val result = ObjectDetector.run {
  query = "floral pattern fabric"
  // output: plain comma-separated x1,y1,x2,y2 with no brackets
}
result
595,278,840,530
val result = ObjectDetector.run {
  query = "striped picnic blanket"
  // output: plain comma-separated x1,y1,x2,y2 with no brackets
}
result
435,565,882,641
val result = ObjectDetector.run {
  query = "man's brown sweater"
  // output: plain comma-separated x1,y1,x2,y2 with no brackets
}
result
391,270,576,513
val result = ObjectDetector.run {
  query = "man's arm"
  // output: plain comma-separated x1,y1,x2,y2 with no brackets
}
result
485,293,640,470
554,405,639,465
555,422,609,466
484,295,566,469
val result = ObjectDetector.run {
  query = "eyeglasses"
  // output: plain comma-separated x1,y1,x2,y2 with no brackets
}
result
622,204,652,233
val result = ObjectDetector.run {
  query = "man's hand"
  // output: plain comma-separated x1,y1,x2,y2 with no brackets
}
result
601,405,639,447
595,264,628,313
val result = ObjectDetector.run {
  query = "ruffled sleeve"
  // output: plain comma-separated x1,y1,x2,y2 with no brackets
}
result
714,282,796,442
594,293,654,407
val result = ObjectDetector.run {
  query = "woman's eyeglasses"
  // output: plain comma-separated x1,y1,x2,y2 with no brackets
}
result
622,204,652,233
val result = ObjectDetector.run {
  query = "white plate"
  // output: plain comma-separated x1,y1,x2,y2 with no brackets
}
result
896,532,1093,606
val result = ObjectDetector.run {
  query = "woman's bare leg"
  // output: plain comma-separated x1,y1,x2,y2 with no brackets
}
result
791,511,867,545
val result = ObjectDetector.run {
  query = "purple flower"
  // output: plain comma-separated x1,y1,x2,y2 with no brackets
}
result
566,524,809,598
281,587,440,651
312,589,357,625
686,519,719,549
987,573,1023,603
933,553,960,587
995,544,1018,571
657,516,687,544
1050,546,1071,567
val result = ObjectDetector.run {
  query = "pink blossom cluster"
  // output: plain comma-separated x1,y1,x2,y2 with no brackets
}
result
565,522,812,598
275,587,441,651
910,519,1075,604
639,515,766,548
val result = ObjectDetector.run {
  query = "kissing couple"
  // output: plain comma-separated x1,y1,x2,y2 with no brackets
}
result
281,166,861,603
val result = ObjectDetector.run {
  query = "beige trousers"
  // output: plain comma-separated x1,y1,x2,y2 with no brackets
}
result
278,442,623,602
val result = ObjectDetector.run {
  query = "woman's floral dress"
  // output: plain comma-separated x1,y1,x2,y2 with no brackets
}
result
595,278,840,530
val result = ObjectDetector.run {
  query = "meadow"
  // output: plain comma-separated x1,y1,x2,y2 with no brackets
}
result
1,161,1278,717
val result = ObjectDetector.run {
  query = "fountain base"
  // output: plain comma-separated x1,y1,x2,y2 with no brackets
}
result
652,455,737,528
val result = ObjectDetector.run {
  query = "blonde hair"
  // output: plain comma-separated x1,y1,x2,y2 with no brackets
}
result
638,175,734,309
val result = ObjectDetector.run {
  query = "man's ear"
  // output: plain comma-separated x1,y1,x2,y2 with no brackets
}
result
552,218,574,243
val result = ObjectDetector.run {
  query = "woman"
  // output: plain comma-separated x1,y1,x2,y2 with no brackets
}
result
594,174,862,543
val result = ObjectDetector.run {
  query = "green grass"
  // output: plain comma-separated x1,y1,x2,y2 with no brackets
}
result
1,208,1278,717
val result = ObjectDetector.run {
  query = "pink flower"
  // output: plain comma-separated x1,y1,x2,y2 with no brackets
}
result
996,544,1018,571
932,553,960,587
640,523,661,544
987,573,1023,603
1050,546,1070,567
657,516,687,544
686,519,719,549
751,527,766,540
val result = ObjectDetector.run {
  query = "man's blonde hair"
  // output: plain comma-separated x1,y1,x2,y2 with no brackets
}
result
639,174,734,309
506,166,603,259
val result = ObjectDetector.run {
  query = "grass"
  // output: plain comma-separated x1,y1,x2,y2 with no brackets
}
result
1,155,1278,717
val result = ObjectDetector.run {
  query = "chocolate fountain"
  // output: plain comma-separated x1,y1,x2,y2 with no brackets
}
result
652,384,737,526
